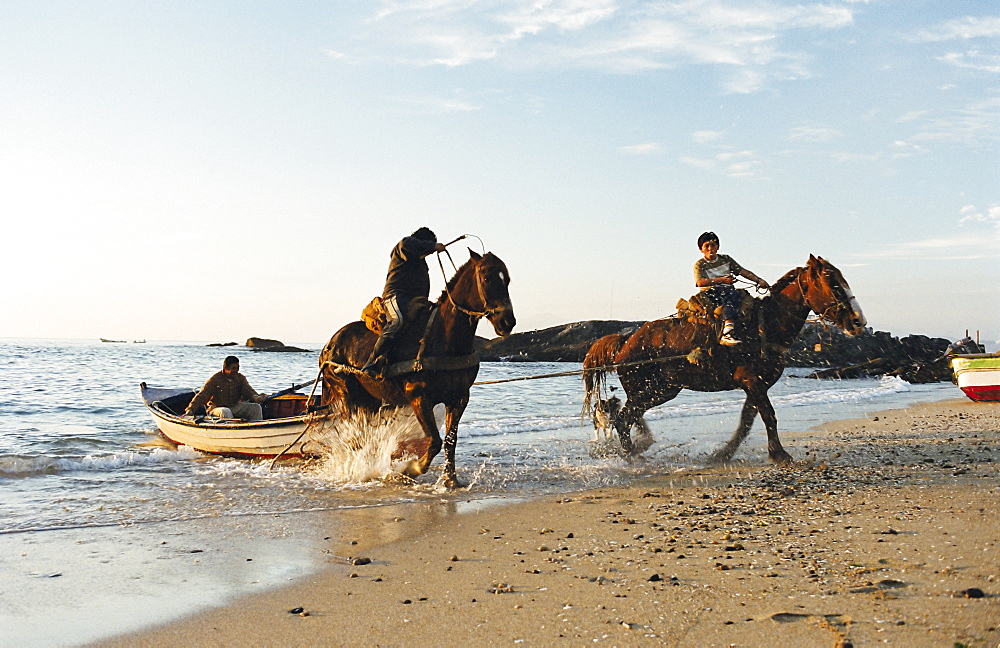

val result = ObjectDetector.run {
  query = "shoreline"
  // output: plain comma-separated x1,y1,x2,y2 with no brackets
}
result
91,397,1000,647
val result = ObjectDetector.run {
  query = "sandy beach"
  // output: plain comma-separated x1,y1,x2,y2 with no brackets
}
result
92,398,999,647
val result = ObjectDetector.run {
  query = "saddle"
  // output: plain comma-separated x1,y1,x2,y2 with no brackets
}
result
675,288,755,326
359,296,478,378
361,296,432,335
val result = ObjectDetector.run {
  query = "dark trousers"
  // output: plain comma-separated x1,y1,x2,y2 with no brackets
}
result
701,286,740,321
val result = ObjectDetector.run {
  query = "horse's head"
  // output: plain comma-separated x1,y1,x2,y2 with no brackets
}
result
472,250,516,336
800,255,867,335
442,250,515,336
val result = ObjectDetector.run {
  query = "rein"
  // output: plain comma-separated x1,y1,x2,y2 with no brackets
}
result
793,266,850,325
436,250,503,319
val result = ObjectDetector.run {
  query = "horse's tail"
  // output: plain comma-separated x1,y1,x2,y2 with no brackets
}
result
582,333,627,420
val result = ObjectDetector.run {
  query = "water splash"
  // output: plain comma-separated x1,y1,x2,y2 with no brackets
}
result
306,411,430,485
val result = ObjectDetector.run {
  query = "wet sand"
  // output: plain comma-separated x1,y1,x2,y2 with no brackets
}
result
94,398,999,647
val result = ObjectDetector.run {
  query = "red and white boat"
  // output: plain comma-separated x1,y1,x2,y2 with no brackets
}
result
950,354,1000,402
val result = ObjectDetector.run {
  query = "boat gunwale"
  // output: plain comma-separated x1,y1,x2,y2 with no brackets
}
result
140,383,317,457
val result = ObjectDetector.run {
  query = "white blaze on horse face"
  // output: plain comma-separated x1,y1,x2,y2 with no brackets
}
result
844,286,867,328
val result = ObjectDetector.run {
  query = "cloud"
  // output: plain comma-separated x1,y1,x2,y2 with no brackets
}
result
680,149,760,177
391,92,483,113
897,110,930,123
908,97,1000,146
959,204,1000,228
788,124,843,143
364,0,855,92
911,16,1000,42
859,205,1000,260
619,142,661,155
692,130,725,143
938,51,1000,74
859,235,998,260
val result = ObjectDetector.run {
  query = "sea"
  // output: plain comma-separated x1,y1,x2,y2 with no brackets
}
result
0,338,959,646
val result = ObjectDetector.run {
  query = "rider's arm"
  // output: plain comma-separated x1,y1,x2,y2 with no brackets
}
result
738,268,770,289
399,236,441,260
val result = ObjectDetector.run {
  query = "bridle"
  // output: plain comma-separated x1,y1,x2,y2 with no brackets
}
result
437,251,507,320
794,264,853,326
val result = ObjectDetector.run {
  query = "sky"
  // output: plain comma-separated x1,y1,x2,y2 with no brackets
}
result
1,1,997,348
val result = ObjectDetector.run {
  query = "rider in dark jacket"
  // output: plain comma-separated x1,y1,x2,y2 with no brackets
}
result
363,227,446,377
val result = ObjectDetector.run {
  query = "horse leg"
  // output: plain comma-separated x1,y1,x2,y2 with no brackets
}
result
408,396,442,476
707,398,758,465
440,397,470,489
613,385,679,457
612,403,639,455
755,391,793,465
613,401,656,457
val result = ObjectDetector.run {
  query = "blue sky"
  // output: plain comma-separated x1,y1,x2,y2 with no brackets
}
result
1,1,997,348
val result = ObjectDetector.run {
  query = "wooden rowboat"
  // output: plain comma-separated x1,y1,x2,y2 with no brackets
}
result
950,354,1000,402
139,382,319,458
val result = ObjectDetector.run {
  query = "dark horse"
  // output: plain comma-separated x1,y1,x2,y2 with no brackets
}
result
319,250,515,487
583,256,866,464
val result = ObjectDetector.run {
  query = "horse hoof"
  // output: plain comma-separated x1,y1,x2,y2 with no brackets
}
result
383,472,416,485
768,450,794,465
438,474,463,489
706,449,734,466
623,451,646,464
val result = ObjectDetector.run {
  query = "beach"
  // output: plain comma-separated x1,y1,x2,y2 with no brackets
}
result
91,397,999,647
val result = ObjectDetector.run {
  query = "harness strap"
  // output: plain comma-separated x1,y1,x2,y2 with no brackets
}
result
321,353,481,380
384,353,480,378
415,305,439,364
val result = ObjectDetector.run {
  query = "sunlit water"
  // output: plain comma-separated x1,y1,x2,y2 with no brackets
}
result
0,338,958,535
0,338,962,646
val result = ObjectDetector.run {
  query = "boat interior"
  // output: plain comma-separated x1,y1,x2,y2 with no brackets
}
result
151,391,318,421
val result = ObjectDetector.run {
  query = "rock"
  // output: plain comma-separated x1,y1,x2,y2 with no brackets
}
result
256,345,311,353
246,337,283,348
245,337,310,353
479,320,642,362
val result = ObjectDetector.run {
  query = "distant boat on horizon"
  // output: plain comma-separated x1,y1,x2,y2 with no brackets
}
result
100,338,127,343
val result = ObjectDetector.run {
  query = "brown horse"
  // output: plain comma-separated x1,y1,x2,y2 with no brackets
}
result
583,256,866,464
319,250,515,487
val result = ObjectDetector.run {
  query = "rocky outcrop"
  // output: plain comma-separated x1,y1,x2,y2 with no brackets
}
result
245,337,310,353
246,337,283,349
478,320,979,384
801,331,982,383
478,320,644,362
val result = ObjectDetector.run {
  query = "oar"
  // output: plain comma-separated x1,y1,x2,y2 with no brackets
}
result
263,379,316,401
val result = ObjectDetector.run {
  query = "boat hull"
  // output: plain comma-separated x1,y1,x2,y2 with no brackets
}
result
951,356,1000,402
141,385,314,457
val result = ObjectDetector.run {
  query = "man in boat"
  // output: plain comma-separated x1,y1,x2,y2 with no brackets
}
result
183,356,268,421
362,227,447,378
694,231,770,346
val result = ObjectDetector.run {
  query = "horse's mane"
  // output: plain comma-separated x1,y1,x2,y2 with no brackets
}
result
769,265,804,295
435,255,480,306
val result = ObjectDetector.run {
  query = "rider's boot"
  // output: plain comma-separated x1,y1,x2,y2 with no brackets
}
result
719,321,741,346
362,335,394,378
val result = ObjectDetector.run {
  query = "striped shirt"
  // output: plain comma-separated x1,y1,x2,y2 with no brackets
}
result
694,254,744,290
